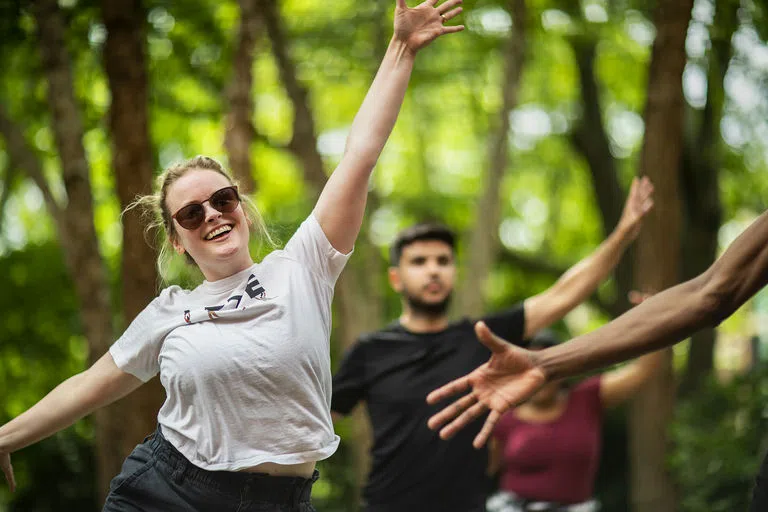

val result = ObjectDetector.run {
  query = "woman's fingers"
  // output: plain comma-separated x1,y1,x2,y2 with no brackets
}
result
440,7,463,23
436,0,462,14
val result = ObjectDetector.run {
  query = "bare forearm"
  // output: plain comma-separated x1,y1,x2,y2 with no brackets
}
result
0,356,141,453
314,38,416,251
0,373,103,453
525,226,634,335
538,209,768,380
343,37,415,166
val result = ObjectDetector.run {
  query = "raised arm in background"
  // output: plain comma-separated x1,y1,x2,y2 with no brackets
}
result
523,176,653,338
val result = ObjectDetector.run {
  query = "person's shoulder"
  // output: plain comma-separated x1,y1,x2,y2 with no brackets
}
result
448,317,475,331
357,321,406,344
571,375,602,401
154,284,190,305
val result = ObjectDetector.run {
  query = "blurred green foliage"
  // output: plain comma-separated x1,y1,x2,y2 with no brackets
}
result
0,243,95,510
670,367,768,512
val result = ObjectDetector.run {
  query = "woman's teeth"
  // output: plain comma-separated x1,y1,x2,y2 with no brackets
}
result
205,225,232,240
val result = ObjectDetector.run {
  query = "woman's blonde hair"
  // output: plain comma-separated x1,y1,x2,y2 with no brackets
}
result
125,155,274,282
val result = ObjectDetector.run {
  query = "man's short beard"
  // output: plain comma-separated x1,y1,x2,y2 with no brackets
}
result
404,292,452,317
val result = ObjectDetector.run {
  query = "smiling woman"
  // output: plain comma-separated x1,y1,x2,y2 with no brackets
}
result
128,156,273,278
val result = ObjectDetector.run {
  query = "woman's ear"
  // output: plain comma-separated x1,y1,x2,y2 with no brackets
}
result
170,234,185,255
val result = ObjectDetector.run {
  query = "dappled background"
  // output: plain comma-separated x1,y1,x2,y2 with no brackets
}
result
1,0,768,510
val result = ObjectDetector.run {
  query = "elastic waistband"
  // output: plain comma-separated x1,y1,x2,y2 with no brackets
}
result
148,427,318,504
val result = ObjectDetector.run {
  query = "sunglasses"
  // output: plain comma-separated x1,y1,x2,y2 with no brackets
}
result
171,186,241,231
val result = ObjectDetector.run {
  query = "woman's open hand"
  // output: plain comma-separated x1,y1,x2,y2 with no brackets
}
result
394,0,464,53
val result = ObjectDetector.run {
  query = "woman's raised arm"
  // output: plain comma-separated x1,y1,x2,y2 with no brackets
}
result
314,0,464,254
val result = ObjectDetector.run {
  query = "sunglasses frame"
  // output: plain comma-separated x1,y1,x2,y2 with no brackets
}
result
171,185,241,231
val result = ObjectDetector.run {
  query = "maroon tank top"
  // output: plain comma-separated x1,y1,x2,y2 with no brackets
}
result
492,376,602,504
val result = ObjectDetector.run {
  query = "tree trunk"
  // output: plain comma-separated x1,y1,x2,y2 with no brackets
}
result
32,0,117,499
101,0,164,498
224,0,261,194
629,1,692,511
259,0,327,193
459,0,527,318
678,0,736,396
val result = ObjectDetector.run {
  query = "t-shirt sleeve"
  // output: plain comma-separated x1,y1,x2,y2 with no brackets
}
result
282,213,352,285
108,287,178,382
479,303,526,346
331,342,367,415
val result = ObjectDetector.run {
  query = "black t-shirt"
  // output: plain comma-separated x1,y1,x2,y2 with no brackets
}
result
331,305,526,512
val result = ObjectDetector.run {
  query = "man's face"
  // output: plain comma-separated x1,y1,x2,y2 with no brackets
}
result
389,240,456,316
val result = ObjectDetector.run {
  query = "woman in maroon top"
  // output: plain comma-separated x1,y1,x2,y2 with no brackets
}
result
488,319,664,512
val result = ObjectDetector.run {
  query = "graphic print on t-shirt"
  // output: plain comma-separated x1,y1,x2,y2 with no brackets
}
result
183,274,267,324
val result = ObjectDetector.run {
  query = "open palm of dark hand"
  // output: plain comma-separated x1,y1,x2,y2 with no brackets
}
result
426,322,547,448
394,0,464,52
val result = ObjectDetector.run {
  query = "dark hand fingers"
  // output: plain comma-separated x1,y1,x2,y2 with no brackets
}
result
439,401,488,440
427,392,476,430
426,374,471,405
475,321,511,354
436,0,462,13
396,0,409,9
473,410,501,448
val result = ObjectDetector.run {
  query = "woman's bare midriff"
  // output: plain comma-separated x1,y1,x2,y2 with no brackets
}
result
240,460,316,478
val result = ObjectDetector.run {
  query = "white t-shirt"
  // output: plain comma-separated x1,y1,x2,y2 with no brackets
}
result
109,214,350,471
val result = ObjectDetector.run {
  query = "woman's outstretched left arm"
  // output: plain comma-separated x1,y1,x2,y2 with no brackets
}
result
314,0,464,253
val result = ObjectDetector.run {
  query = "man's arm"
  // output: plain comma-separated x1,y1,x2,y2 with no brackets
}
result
426,209,768,447
523,177,654,338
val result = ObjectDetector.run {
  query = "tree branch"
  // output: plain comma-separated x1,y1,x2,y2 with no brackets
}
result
459,0,528,317
0,159,17,234
0,104,64,226
569,36,633,314
259,0,327,195
568,37,624,234
224,0,262,194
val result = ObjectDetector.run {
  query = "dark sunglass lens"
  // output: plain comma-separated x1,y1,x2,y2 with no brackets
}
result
176,204,205,230
211,188,239,213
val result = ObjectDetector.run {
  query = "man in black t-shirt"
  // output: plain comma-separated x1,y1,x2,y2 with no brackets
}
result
332,177,654,511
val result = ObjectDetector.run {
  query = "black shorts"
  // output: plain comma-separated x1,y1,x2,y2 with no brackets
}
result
103,427,318,512
749,451,768,512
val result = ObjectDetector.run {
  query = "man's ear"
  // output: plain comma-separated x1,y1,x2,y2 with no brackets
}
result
388,266,403,293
